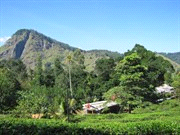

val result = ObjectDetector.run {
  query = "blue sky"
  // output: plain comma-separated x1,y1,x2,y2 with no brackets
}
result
0,0,179,53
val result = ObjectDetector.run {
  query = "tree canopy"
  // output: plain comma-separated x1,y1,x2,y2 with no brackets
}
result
0,45,176,116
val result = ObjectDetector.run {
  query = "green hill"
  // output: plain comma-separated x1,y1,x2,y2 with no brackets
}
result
157,53,180,72
160,52,180,65
0,29,122,71
0,29,179,72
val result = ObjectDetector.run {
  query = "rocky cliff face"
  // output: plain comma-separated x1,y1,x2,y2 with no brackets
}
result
0,29,77,68
0,29,121,70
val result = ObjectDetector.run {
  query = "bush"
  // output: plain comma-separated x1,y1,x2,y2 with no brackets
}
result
0,116,179,135
133,99,180,113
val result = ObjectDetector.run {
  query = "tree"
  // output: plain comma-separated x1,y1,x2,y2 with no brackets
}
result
119,44,175,102
54,58,64,79
46,87,66,116
103,86,142,113
43,63,55,87
64,49,87,98
32,54,43,86
73,49,85,69
0,59,28,82
92,58,117,100
172,73,180,99
0,68,21,112
95,58,115,81
116,53,151,100
14,86,48,117
125,44,174,86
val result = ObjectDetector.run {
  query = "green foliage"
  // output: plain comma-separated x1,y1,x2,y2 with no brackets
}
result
90,58,117,100
0,59,28,82
13,84,66,118
103,45,175,114
126,44,175,86
32,54,43,85
104,86,142,113
13,29,30,36
116,52,150,101
88,49,123,60
54,58,64,78
0,45,9,54
0,68,21,112
172,73,180,99
133,99,180,113
95,58,115,81
160,52,180,64
0,110,180,134
43,63,55,87
0,43,177,121
13,86,48,117
117,45,175,102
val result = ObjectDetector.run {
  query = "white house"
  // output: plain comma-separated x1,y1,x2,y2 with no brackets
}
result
156,84,174,93
83,101,119,114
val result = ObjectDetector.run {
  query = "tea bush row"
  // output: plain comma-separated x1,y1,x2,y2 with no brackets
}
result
0,117,180,135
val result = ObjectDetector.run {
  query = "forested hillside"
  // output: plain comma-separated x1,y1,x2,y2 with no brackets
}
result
0,29,180,121
160,52,180,64
1,43,179,116
1,29,179,72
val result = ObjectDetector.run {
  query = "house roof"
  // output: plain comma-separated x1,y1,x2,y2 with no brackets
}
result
83,101,118,111
156,84,174,93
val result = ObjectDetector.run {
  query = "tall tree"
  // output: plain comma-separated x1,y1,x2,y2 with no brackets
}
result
14,86,48,117
32,54,43,86
43,63,55,87
125,44,174,86
95,58,115,82
91,58,117,100
116,52,152,101
0,68,21,112
103,86,142,113
54,58,64,79
0,59,28,82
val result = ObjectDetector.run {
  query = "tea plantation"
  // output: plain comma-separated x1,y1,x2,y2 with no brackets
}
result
0,99,180,135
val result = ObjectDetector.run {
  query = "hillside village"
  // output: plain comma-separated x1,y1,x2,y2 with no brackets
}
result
0,29,179,116
0,29,180,134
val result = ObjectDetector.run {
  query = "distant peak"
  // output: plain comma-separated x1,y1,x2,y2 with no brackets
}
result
12,29,54,42
13,29,33,36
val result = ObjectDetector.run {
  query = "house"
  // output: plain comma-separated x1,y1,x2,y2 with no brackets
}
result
83,101,120,114
156,84,175,102
156,84,174,94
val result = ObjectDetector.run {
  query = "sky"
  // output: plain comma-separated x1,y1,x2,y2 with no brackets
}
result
0,0,180,53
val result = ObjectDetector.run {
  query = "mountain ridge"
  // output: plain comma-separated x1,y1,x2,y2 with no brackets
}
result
0,29,122,70
159,52,180,65
0,29,179,71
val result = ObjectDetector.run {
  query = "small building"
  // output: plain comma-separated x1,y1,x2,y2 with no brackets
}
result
83,101,120,114
156,84,175,102
156,84,174,94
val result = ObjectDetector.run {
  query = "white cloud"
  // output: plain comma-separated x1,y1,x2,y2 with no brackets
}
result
0,37,11,43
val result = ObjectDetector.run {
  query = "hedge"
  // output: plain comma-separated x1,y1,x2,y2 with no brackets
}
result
0,117,180,135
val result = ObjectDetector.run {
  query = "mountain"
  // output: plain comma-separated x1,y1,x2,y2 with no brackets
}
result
159,52,180,65
157,52,180,72
0,29,122,71
156,53,180,72
1,29,179,71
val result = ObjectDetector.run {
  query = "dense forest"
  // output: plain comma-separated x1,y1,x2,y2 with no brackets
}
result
1,44,180,117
